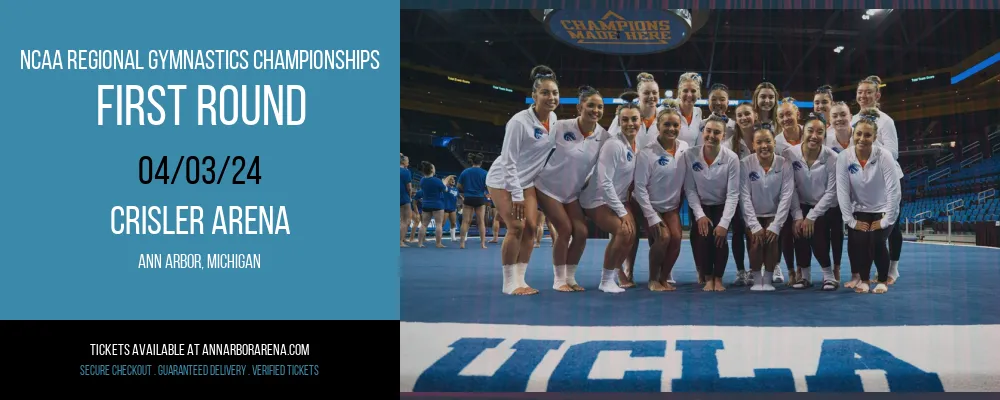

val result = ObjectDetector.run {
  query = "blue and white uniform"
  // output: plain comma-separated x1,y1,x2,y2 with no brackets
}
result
740,154,795,235
579,133,637,217
633,138,690,227
683,146,742,230
608,109,660,151
836,146,901,229
676,106,704,147
785,145,839,222
535,119,611,203
824,128,852,154
486,107,558,202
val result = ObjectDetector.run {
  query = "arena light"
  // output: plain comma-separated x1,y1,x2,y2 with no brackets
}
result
525,97,814,109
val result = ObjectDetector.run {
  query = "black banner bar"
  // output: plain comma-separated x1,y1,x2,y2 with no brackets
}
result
0,320,392,386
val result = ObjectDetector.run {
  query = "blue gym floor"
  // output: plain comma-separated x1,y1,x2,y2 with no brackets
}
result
401,239,999,327
400,238,1000,392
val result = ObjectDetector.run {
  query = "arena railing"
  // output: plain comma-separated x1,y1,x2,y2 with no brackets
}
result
978,188,996,204
961,152,983,169
927,168,951,185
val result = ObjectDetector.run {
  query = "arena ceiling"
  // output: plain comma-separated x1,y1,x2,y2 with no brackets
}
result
401,9,1000,92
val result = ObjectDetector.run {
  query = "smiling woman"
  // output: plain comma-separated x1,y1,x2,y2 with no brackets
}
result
485,64,560,296
683,114,741,292
836,108,902,295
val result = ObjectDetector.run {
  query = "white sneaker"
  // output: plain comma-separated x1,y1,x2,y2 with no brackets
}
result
773,267,785,283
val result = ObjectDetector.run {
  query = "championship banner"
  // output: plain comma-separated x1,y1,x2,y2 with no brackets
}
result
543,9,693,55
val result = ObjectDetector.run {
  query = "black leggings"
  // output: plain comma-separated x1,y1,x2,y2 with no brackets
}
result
793,204,831,269
780,215,806,270
730,204,748,271
688,205,701,271
827,207,844,266
698,204,729,279
888,178,903,261
847,212,891,283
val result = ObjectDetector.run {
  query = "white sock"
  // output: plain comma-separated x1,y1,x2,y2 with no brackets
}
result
515,263,528,288
599,268,625,293
565,265,579,287
451,228,457,240
763,271,776,291
889,261,900,279
667,272,676,284
552,265,567,289
800,267,811,282
600,268,616,284
822,267,833,282
502,265,518,294
750,271,764,291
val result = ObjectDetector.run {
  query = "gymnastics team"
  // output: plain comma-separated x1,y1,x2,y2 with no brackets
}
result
402,64,903,296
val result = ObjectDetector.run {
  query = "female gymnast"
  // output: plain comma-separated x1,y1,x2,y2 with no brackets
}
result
457,153,489,249
418,161,448,248
751,82,784,283
485,65,560,296
579,91,641,294
633,99,690,291
535,85,609,292
683,114,741,291
443,175,460,242
740,123,795,291
675,72,706,283
607,73,662,287
836,108,902,294
786,113,840,290
852,75,903,285
775,97,807,285
400,154,413,247
724,102,756,285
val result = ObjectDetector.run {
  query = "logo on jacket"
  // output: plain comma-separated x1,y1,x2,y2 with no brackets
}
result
792,161,804,171
749,171,761,181
626,151,633,162
564,132,576,141
658,156,670,166
534,128,545,139
848,163,860,174
832,147,842,153
692,161,704,172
